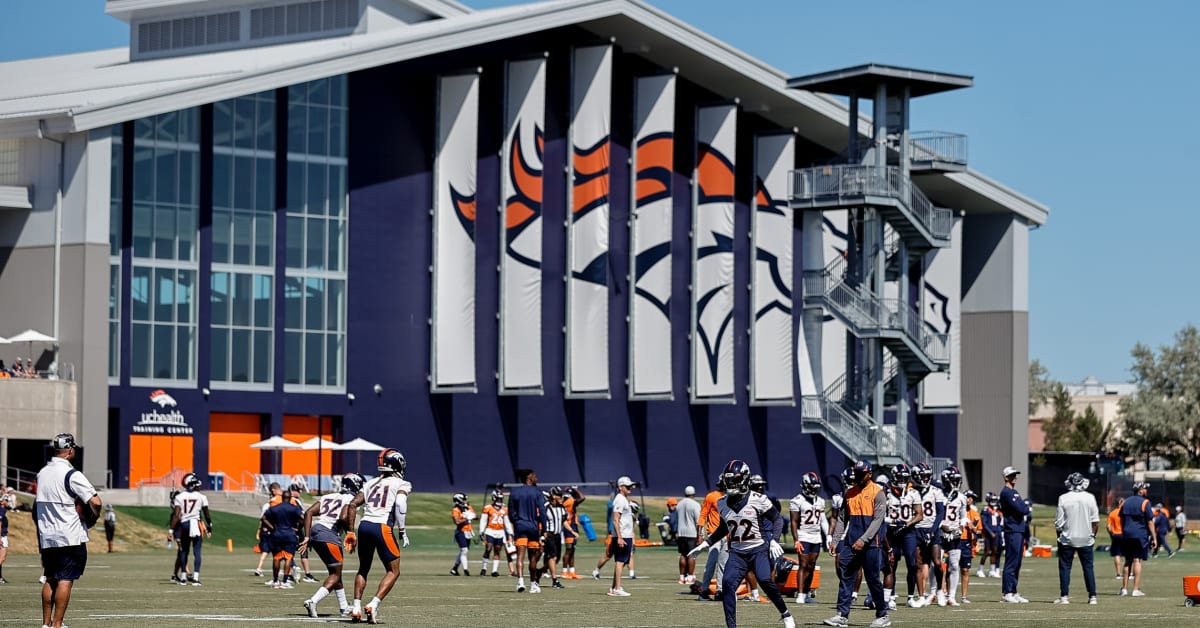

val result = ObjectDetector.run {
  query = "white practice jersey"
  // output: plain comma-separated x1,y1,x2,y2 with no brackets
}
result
174,490,209,523
312,492,356,531
788,493,827,543
941,490,969,537
718,491,776,553
886,486,922,527
361,476,412,525
913,485,944,530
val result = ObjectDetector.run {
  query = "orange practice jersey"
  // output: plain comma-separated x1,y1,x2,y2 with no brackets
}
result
963,508,982,540
700,490,723,535
452,506,474,533
483,504,508,531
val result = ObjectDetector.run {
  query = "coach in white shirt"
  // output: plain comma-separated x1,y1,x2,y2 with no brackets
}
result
35,433,101,628
1053,472,1098,605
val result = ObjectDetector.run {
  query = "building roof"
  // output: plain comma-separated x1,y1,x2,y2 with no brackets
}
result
786,63,973,98
0,0,1048,224
1065,376,1135,398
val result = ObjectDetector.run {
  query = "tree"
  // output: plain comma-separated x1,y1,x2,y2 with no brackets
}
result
1029,358,1055,416
1070,405,1111,452
1117,324,1200,466
1042,383,1076,451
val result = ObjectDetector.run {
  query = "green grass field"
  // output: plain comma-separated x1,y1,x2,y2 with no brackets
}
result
4,495,1199,626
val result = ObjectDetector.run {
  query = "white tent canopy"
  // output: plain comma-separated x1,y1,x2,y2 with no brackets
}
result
297,436,341,451
249,435,302,450
7,329,56,343
338,437,384,451
0,335,9,344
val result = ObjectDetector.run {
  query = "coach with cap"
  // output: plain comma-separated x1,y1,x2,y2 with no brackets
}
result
35,433,102,628
1054,472,1098,605
999,465,1031,603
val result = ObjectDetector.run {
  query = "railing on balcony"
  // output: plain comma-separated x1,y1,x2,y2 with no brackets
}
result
0,139,19,186
908,131,968,167
878,424,933,467
801,394,876,459
791,164,953,241
881,299,950,365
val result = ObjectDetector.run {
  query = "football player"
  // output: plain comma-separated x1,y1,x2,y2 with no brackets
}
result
884,464,922,609
980,491,1003,578
480,489,513,576
937,466,968,606
300,473,363,618
263,487,304,589
449,493,476,576
560,486,586,578
254,482,282,578
168,473,212,586
290,482,318,583
789,472,828,604
688,460,795,628
909,462,944,607
349,448,411,623
958,490,982,603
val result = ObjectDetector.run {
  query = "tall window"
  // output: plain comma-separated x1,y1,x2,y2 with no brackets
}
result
109,125,123,380
285,76,347,390
130,109,200,382
212,91,275,386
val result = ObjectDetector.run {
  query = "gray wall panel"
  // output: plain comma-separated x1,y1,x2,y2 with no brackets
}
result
960,310,1029,496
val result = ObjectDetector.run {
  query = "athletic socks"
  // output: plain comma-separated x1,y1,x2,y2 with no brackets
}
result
334,588,348,610
310,587,330,605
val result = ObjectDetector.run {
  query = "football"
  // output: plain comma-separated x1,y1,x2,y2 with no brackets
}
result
75,499,100,529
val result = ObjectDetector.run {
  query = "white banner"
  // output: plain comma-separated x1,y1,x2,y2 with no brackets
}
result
629,74,676,399
691,104,737,402
499,57,546,394
921,215,962,409
750,133,794,404
802,209,848,395
431,72,480,391
565,45,613,397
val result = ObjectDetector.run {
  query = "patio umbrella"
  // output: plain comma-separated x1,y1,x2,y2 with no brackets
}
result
6,329,56,372
297,436,342,450
338,437,385,474
249,435,301,474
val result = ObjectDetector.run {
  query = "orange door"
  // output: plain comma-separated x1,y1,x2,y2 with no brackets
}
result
281,415,334,476
128,434,193,486
208,413,264,491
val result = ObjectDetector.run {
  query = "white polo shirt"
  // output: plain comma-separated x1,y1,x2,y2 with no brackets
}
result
35,456,97,548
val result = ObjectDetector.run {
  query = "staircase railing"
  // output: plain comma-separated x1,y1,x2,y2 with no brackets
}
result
791,164,952,241
908,131,968,167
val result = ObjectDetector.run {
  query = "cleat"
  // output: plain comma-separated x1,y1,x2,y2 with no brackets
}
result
1054,596,1069,604
190,578,202,586
552,580,565,589
281,580,294,589
606,587,631,596
1088,596,1098,605
304,600,319,618
592,568,601,580
364,604,378,625
464,567,471,576
303,574,318,583
976,568,986,578
492,571,500,577
1131,589,1146,597
529,582,541,594
783,614,796,628
946,598,959,607
887,599,897,611
869,617,892,628
450,568,459,576
937,592,947,607
340,607,352,617
823,615,849,627
351,608,362,623
253,569,263,577
480,568,487,577
805,597,820,604
517,583,526,593
178,577,188,586
1119,588,1128,597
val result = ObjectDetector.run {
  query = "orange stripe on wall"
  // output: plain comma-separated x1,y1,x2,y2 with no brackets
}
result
128,434,194,487
281,415,334,476
209,413,263,490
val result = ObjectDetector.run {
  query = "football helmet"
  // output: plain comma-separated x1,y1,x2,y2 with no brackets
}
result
453,492,470,508
340,473,365,495
964,489,979,502
840,467,854,489
630,501,641,514
720,460,751,498
749,474,767,493
182,472,202,491
985,491,999,506
890,464,911,488
852,460,872,485
549,486,564,498
491,488,505,504
801,472,821,496
911,462,933,488
377,448,407,476
941,465,962,490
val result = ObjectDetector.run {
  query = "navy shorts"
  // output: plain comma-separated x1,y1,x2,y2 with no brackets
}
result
1109,535,1123,556
454,530,471,549
610,537,633,564
1121,536,1149,561
797,540,823,555
41,545,88,582
676,536,697,556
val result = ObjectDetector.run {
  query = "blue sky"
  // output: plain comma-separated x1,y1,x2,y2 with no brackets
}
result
3,0,1197,384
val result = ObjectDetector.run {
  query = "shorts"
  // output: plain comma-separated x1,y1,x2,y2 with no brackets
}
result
356,521,402,570
512,523,541,550
310,540,345,567
454,530,472,549
610,537,633,564
104,521,115,542
676,536,697,557
984,534,1000,553
1121,536,1149,561
564,526,578,544
483,533,506,548
1109,535,1123,556
795,540,822,555
272,537,298,561
542,534,562,561
41,544,88,582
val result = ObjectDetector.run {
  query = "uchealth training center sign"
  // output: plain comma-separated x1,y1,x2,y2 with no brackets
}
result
133,389,194,435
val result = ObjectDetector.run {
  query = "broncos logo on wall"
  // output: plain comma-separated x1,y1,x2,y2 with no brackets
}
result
505,122,544,269
448,184,476,241
754,176,792,320
631,132,674,318
923,281,952,335
695,142,735,384
571,135,610,286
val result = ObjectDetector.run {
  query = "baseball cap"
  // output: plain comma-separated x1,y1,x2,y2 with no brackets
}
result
1002,466,1020,478
666,498,678,506
616,476,638,488
684,485,696,496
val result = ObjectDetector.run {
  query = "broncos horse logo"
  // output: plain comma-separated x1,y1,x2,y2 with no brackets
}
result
571,135,611,286
695,143,736,385
505,122,544,269
632,132,674,318
753,176,792,321
448,184,476,240
923,281,952,335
